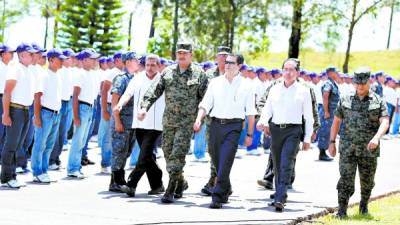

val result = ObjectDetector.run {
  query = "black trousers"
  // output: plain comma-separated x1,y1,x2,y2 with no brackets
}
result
269,123,302,203
127,129,163,189
209,120,243,203
263,150,296,185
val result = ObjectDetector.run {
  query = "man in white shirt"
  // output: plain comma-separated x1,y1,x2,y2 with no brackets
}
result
116,54,165,197
31,49,66,183
1,43,38,188
49,48,76,170
67,49,100,179
194,53,256,209
0,44,15,161
257,58,313,212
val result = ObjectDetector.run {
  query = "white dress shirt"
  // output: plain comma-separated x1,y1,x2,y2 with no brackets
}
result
124,72,165,131
259,81,314,143
36,69,62,111
312,82,323,105
6,61,36,106
0,60,9,94
199,74,257,119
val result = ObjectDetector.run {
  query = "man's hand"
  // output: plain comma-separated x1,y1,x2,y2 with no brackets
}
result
137,108,147,121
113,104,122,113
302,142,310,151
328,143,336,157
115,121,124,133
2,114,12,126
256,122,265,131
324,111,330,119
244,136,253,147
74,117,81,127
34,117,42,128
367,137,379,151
263,126,270,136
311,132,317,142
103,111,111,121
193,120,202,132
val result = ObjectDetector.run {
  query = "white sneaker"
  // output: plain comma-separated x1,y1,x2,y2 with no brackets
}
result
235,149,245,159
16,167,24,174
264,149,271,154
193,157,208,162
33,174,51,184
62,144,70,151
101,167,111,174
247,149,262,156
67,171,86,179
49,164,60,170
127,165,136,170
43,173,57,183
1,179,25,188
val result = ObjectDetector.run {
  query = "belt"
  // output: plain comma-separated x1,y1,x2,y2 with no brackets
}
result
212,117,243,125
0,94,3,97
10,103,30,110
271,123,301,129
79,101,93,107
62,100,70,104
42,106,59,114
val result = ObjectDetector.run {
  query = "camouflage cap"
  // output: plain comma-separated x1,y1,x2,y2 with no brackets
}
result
217,46,231,55
176,42,192,52
353,68,371,84
122,51,137,62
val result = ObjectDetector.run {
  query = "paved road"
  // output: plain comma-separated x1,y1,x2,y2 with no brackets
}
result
0,138,399,225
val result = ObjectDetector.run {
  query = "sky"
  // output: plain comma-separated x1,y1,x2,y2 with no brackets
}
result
2,2,399,54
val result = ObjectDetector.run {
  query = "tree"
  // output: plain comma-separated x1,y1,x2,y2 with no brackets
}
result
35,0,62,48
288,0,304,58
342,0,384,73
386,0,399,49
0,0,30,42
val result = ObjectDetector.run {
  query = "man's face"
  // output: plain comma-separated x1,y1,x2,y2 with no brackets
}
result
125,59,139,73
82,58,93,70
282,61,298,82
49,57,63,70
312,76,320,84
377,76,385,83
1,52,14,64
38,56,46,66
355,83,370,96
176,51,192,66
100,63,108,70
145,59,159,76
32,53,42,64
107,61,114,69
248,71,257,79
224,55,240,74
63,58,73,67
18,51,33,65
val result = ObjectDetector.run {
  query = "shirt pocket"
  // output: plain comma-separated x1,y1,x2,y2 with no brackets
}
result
368,103,381,124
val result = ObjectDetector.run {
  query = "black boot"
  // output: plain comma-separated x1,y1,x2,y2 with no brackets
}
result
359,200,369,215
161,179,177,204
174,179,188,199
201,176,215,196
336,200,348,219
319,149,333,161
109,170,125,193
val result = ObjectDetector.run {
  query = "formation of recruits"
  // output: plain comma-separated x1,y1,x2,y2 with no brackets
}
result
0,41,395,216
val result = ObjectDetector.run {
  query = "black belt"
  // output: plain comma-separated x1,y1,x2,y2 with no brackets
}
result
79,101,93,107
10,103,30,110
42,107,59,114
212,117,243,125
0,94,3,97
271,122,301,129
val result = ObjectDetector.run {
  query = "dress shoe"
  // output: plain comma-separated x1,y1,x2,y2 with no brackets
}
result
148,185,165,195
109,183,124,193
174,180,188,199
161,193,174,203
201,185,212,196
274,202,284,212
209,201,222,209
319,149,333,161
257,179,273,190
121,185,136,197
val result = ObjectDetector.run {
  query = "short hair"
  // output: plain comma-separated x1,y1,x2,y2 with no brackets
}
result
145,54,160,65
282,58,301,71
228,53,245,65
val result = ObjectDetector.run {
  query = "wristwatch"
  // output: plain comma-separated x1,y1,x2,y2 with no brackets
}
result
247,133,253,138
330,140,336,144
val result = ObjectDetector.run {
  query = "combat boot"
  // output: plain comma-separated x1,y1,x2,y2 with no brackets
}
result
319,149,333,161
336,199,348,219
161,179,177,204
359,200,369,215
174,179,188,199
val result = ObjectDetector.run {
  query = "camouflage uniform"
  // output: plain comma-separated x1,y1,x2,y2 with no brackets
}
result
318,77,340,150
370,81,383,97
141,63,208,196
334,91,387,210
110,72,135,185
256,78,321,186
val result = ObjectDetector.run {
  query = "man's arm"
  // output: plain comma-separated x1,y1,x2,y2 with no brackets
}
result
33,92,43,128
101,80,112,121
72,86,81,127
2,80,16,126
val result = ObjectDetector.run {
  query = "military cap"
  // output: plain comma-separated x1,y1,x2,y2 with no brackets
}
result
16,43,38,53
0,44,15,53
217,46,231,55
176,42,192,52
353,68,371,84
122,51,137,62
139,54,147,65
326,66,337,73
47,48,67,60
374,71,384,77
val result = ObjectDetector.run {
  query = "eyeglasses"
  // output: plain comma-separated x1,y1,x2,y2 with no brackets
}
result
225,61,236,65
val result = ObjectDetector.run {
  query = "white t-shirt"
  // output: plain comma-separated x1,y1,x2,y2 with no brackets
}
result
312,82,323,105
104,68,122,103
36,69,62,111
383,86,397,106
73,69,101,105
0,60,9,94
125,72,165,131
59,67,75,101
6,61,36,106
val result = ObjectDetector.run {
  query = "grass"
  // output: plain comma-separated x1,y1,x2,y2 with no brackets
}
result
313,194,400,225
247,49,400,78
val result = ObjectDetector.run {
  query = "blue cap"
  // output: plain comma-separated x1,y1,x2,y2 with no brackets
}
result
240,64,248,71
370,74,376,79
99,56,108,64
271,69,280,76
106,56,114,63
41,51,47,57
47,48,68,60
300,70,307,76
122,51,137,62
63,48,75,58
308,72,317,78
256,67,267,74
16,43,38,53
139,54,146,65
31,43,46,53
77,48,100,60
160,58,167,65
246,66,256,73
113,51,123,60
319,71,327,77
385,76,394,83
375,71,384,77
326,66,337,73
0,44,15,53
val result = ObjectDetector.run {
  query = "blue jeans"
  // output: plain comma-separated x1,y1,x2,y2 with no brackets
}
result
64,99,73,145
67,104,93,173
50,100,71,165
247,122,261,151
194,123,207,159
129,140,140,167
81,100,97,159
31,109,61,176
391,111,400,135
16,105,34,168
99,105,112,167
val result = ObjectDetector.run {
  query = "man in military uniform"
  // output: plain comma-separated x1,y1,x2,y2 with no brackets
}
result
109,52,139,192
317,67,340,161
138,42,208,203
329,68,389,218
201,46,231,196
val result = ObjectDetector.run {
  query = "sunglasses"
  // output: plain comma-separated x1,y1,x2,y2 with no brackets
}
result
225,60,236,65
